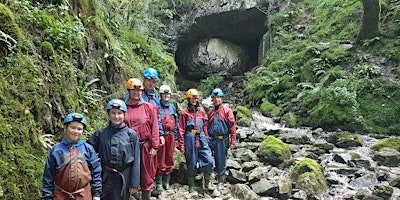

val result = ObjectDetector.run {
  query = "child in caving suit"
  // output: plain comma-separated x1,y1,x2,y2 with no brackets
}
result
41,112,102,200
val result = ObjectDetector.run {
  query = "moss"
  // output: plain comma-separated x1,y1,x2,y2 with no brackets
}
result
291,158,327,195
313,142,334,151
372,184,394,199
371,137,400,152
372,147,400,167
260,101,281,117
328,131,363,148
235,105,253,127
0,3,23,57
234,105,253,121
259,136,291,166
78,0,96,18
40,41,55,59
281,112,297,127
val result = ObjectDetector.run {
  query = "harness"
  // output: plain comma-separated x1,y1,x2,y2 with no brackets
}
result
102,163,132,197
54,184,89,199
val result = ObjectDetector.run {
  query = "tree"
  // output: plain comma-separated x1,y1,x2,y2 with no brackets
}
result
358,0,380,41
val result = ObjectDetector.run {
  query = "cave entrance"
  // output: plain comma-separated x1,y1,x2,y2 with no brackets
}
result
174,7,268,89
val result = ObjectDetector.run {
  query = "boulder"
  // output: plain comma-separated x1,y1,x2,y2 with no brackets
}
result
291,158,327,196
259,135,292,166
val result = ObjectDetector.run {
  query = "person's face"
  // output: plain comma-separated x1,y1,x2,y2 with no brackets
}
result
143,78,156,91
189,97,198,106
109,108,125,126
161,92,171,102
128,88,142,101
212,96,223,107
64,122,84,143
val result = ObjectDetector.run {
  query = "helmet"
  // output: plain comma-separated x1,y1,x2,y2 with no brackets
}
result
187,89,199,98
64,112,87,128
211,88,224,97
126,78,144,90
106,99,127,112
143,68,159,82
159,85,171,94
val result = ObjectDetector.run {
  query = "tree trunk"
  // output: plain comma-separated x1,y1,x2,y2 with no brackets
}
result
358,0,380,41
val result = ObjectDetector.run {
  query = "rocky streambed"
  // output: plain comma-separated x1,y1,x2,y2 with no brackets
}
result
154,110,400,200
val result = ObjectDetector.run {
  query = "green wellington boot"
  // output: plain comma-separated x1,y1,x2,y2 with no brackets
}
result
155,173,165,192
142,190,151,200
163,174,171,190
187,176,196,193
217,174,226,189
204,173,215,191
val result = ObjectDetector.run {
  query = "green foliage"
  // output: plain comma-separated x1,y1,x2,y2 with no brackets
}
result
305,0,361,41
13,1,87,53
198,73,224,95
299,78,362,131
76,78,107,111
1,0,179,199
246,0,400,133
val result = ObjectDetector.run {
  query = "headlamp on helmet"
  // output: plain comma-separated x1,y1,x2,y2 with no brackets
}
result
159,85,172,94
143,68,159,82
126,78,144,90
106,99,127,112
187,89,199,99
211,88,224,97
64,112,87,128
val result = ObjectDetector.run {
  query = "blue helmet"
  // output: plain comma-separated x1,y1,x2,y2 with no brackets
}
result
143,67,159,82
64,112,87,128
211,88,224,97
106,99,127,112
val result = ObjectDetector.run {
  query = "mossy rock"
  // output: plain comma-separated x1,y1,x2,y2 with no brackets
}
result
259,136,291,166
372,184,394,199
371,137,400,152
372,147,400,167
260,101,280,117
281,112,297,128
326,131,363,148
291,158,327,196
0,3,23,56
237,117,251,127
234,105,253,127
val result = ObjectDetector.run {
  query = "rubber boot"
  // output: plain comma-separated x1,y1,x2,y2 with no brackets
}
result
187,176,196,193
163,174,170,190
204,173,215,191
141,190,150,200
217,174,225,189
155,173,165,191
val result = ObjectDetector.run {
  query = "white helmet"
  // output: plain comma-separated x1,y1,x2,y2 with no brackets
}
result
159,85,172,94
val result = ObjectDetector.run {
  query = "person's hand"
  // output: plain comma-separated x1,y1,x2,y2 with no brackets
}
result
150,148,158,156
175,141,179,148
159,136,165,146
93,197,100,200
129,188,138,195
179,145,184,153
230,144,235,150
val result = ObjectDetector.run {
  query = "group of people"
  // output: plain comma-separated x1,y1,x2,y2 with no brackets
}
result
41,67,237,200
